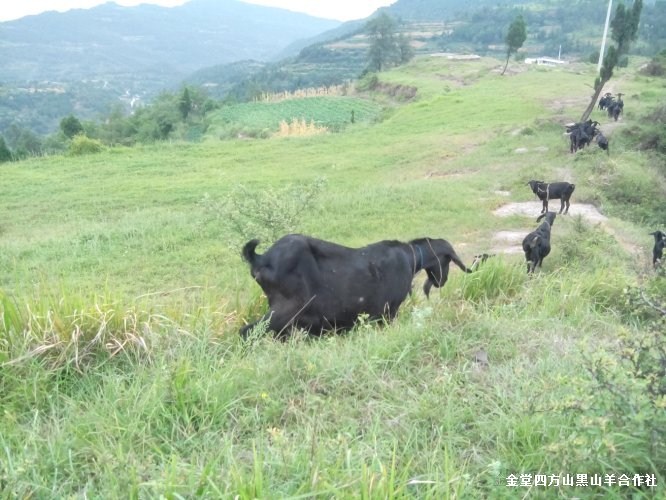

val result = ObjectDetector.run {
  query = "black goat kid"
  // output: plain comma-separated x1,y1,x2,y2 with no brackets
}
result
650,230,665,268
522,212,557,274
596,131,609,154
527,180,575,214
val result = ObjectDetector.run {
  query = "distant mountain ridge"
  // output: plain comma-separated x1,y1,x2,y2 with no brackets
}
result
2,0,662,137
0,0,340,85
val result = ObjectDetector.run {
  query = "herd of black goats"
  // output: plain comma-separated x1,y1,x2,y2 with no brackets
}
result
566,92,624,154
239,92,664,337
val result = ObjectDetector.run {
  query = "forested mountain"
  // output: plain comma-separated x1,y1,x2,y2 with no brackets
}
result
2,0,664,138
0,0,339,135
216,0,664,103
0,0,339,84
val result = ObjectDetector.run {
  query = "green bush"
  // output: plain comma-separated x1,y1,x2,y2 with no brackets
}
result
200,177,327,249
556,284,666,489
68,134,104,156
603,167,664,225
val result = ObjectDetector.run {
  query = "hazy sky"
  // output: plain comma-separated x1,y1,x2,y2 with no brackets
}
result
0,0,397,22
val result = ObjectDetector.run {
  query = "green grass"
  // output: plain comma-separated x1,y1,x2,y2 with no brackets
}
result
1,55,665,497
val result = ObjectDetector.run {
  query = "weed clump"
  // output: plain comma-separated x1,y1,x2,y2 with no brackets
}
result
68,135,104,156
200,177,327,249
275,118,328,137
555,281,666,489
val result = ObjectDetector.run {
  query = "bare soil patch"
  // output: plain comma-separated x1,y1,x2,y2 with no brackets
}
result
491,231,527,254
491,201,642,259
490,201,609,254
493,201,607,223
425,169,477,179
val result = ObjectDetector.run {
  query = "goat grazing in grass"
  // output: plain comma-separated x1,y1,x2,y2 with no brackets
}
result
650,230,665,268
527,180,575,214
522,212,557,274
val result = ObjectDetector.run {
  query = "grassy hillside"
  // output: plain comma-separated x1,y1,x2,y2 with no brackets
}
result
1,56,665,497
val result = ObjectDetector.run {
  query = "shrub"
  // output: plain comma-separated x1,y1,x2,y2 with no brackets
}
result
628,105,666,155
456,258,525,302
555,283,666,490
200,177,327,248
68,135,104,156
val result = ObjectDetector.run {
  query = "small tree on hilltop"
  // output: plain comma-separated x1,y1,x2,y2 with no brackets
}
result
580,0,643,121
502,15,527,76
366,13,400,72
60,114,84,139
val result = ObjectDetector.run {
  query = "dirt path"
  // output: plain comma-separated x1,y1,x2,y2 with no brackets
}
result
491,200,641,258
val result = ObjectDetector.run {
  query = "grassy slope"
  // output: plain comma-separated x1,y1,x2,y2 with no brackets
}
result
1,56,665,497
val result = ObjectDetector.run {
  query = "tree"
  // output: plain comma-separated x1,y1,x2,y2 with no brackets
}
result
580,0,643,121
366,13,400,72
397,33,414,65
502,15,527,75
178,87,192,120
60,114,84,139
0,136,12,163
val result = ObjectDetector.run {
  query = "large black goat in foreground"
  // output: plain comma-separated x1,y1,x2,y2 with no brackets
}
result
522,212,557,274
527,180,575,214
240,234,472,337
650,230,665,268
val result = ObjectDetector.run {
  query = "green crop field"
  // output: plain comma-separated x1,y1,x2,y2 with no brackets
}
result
1,55,665,498
207,95,383,138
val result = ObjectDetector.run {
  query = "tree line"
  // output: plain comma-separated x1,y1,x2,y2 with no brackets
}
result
0,14,416,163
1,2,652,163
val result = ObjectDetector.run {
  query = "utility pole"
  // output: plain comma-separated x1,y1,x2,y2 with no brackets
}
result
598,0,613,72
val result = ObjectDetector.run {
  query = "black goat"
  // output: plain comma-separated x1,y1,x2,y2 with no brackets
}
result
596,131,609,154
650,231,665,268
607,93,624,121
522,212,557,274
566,120,599,153
527,180,575,214
598,93,614,111
240,234,472,337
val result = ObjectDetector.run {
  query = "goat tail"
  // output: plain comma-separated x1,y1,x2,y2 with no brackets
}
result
242,239,261,264
451,253,473,274
569,183,576,194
